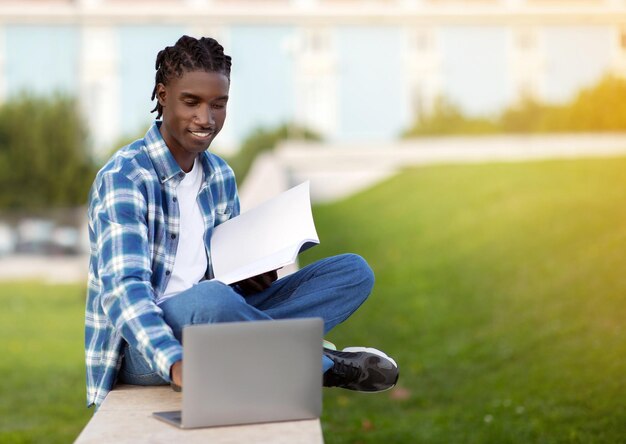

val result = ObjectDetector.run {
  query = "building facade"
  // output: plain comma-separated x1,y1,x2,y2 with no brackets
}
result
1,0,626,155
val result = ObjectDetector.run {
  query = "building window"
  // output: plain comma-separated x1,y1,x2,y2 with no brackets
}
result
620,29,626,51
517,30,535,52
411,30,431,52
302,28,330,54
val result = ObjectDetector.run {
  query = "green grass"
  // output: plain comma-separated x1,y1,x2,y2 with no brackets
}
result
300,157,626,443
0,283,92,443
2,157,625,443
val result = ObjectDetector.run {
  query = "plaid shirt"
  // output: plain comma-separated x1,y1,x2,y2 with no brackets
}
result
85,122,239,407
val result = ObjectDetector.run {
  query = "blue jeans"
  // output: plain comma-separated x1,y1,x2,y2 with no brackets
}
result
117,253,374,385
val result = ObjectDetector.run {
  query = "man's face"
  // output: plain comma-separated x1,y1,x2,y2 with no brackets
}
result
157,70,230,169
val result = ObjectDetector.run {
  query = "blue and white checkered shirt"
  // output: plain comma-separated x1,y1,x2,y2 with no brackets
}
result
85,121,239,407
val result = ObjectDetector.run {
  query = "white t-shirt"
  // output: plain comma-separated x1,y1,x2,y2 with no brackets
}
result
158,158,207,304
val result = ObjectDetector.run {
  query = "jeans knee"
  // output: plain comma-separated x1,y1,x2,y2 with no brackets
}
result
340,253,375,300
162,281,247,327
191,282,248,323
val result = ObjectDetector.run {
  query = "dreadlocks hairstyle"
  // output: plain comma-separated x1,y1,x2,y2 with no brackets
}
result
150,35,232,119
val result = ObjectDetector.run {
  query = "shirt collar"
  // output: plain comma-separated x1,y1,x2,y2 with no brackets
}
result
144,121,185,184
144,121,216,184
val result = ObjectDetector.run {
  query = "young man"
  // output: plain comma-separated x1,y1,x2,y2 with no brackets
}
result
85,35,398,408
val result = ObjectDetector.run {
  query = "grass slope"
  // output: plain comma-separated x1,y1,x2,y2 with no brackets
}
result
1,157,625,443
299,157,626,443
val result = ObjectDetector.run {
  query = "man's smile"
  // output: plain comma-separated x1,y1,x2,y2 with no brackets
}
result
189,129,215,139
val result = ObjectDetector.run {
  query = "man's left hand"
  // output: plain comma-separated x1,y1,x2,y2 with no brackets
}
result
233,270,278,295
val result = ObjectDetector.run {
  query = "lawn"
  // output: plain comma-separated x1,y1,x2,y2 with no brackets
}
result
0,282,92,443
1,157,625,443
300,157,626,443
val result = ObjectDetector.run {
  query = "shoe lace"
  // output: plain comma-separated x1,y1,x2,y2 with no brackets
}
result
327,359,362,386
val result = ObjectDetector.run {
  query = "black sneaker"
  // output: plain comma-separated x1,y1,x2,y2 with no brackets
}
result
323,347,399,392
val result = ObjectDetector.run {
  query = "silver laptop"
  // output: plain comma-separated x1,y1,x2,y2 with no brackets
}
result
153,318,324,429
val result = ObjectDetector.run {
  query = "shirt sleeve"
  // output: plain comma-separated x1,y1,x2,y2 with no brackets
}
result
226,163,240,219
92,171,182,381
231,186,241,219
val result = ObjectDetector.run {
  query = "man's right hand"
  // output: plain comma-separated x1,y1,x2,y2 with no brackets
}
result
171,360,183,389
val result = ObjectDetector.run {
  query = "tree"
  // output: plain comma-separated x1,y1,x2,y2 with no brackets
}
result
0,93,96,209
403,74,626,138
564,75,626,131
402,96,498,137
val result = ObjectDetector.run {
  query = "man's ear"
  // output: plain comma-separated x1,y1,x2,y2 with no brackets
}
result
156,83,167,107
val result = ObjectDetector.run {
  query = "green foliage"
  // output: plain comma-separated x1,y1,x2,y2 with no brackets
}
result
402,96,499,137
227,123,322,184
498,95,560,133
0,93,97,209
404,74,626,137
559,75,626,131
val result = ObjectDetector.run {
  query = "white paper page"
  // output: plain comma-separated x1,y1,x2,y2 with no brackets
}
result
210,181,319,284
211,245,297,286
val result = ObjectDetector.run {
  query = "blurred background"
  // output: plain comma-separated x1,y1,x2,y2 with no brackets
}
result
1,0,625,442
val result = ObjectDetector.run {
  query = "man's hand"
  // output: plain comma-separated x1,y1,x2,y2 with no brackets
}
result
233,270,278,296
171,360,183,389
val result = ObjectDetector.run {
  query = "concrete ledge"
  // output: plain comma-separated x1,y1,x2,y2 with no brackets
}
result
277,135,626,202
75,385,324,443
